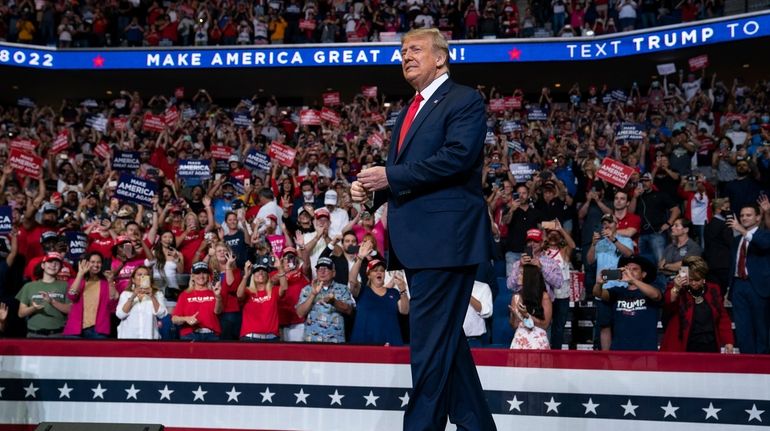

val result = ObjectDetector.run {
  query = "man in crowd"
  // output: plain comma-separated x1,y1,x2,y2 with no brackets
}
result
633,172,681,265
659,217,702,279
503,184,543,275
16,252,70,338
703,198,734,296
295,257,354,343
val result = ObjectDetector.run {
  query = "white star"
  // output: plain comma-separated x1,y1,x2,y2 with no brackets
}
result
260,387,275,403
329,389,345,406
746,404,765,422
226,386,241,403
57,383,73,399
24,383,38,398
703,402,721,420
125,385,140,400
363,390,379,407
544,397,561,414
582,398,599,415
294,388,309,405
507,395,523,412
661,401,679,419
621,399,639,417
398,391,410,408
91,384,107,400
192,385,207,402
158,385,174,401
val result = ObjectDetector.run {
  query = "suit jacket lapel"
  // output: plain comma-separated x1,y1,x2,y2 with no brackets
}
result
393,79,453,163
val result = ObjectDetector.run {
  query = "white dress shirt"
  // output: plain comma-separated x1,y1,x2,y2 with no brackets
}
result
116,291,168,340
413,72,449,115
463,281,493,337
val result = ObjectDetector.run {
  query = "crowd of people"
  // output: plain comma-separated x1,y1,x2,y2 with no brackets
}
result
0,0,728,47
0,59,768,354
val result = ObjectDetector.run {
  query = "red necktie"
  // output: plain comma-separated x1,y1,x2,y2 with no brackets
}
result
397,93,424,152
738,237,748,278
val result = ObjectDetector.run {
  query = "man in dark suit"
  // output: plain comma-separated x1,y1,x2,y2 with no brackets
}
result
727,203,770,354
352,28,496,431
703,197,733,297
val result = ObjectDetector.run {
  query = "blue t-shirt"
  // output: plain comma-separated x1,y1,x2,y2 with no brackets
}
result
608,285,662,351
212,198,233,225
350,285,403,346
595,235,634,290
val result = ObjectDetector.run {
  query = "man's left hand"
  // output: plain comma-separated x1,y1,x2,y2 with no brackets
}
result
357,167,389,192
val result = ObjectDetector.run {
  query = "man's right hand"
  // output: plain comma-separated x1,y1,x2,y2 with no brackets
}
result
351,181,368,203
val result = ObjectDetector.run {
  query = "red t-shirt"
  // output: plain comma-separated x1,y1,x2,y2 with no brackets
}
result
173,288,222,336
240,289,279,336
218,268,244,313
178,229,204,273
20,224,55,259
616,211,642,245
275,269,309,326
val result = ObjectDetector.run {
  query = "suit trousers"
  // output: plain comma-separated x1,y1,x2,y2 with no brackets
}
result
404,265,497,431
731,279,770,354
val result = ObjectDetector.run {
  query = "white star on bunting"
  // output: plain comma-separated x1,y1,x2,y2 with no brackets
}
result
703,402,721,420
260,387,275,403
192,385,207,402
24,383,38,399
294,388,309,405
582,398,599,415
158,385,174,401
544,397,561,414
57,383,73,399
746,404,764,423
398,391,410,408
0,387,5,398
363,390,379,407
329,389,344,406
91,384,107,400
507,396,523,412
621,399,639,417
661,401,679,419
125,385,140,400
226,386,241,403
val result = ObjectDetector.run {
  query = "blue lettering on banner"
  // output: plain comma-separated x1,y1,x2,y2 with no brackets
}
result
527,108,548,122
111,151,141,171
0,12,767,69
65,231,88,263
244,149,271,172
0,206,12,234
616,123,645,141
116,174,157,207
177,159,212,180
510,163,539,182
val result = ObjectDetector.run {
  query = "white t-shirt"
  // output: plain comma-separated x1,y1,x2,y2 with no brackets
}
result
682,78,702,101
690,192,709,226
463,281,493,337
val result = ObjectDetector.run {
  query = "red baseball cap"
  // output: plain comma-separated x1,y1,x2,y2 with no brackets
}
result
42,252,64,263
367,259,385,272
526,229,544,242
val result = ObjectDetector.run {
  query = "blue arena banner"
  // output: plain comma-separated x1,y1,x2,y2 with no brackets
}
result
0,12,768,70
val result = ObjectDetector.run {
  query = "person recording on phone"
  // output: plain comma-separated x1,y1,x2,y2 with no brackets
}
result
726,203,770,354
660,256,735,353
295,257,354,343
502,184,544,276
703,198,734,297
116,265,168,340
509,265,552,350
592,255,662,351
507,229,563,301
659,217,702,279
586,213,634,350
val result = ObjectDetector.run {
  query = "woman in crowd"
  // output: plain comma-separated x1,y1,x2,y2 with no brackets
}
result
145,229,183,292
542,219,576,350
207,241,243,340
116,265,168,340
349,260,408,346
661,256,734,353
237,261,287,341
509,265,552,349
64,252,118,338
172,261,223,341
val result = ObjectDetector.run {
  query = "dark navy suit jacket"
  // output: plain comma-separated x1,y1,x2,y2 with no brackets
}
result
729,228,770,298
374,78,494,270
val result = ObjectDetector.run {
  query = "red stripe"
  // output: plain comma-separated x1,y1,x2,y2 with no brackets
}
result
2,340,770,374
0,427,294,431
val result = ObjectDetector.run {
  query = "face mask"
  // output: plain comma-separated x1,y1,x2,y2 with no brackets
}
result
303,191,314,200
345,245,358,254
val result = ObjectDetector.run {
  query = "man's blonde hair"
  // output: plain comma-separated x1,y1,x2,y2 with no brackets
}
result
401,28,450,69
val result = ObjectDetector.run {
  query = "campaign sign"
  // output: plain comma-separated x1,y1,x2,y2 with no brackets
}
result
93,142,111,159
211,145,233,160
0,206,12,234
267,234,286,258
112,151,141,171
142,112,165,132
689,54,709,71
112,116,128,131
300,109,322,126
164,106,179,126
596,158,635,188
234,113,252,128
177,159,211,180
51,131,69,154
506,96,522,110
367,133,384,148
10,138,36,153
527,108,548,121
616,123,645,141
362,86,377,98
85,115,108,132
116,173,157,207
657,63,677,75
489,98,505,112
502,121,522,133
611,90,628,102
320,108,341,126
323,91,340,106
509,163,538,182
244,149,271,172
9,149,42,178
65,231,88,263
269,142,297,167
370,112,384,123
508,140,525,153
384,111,400,128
